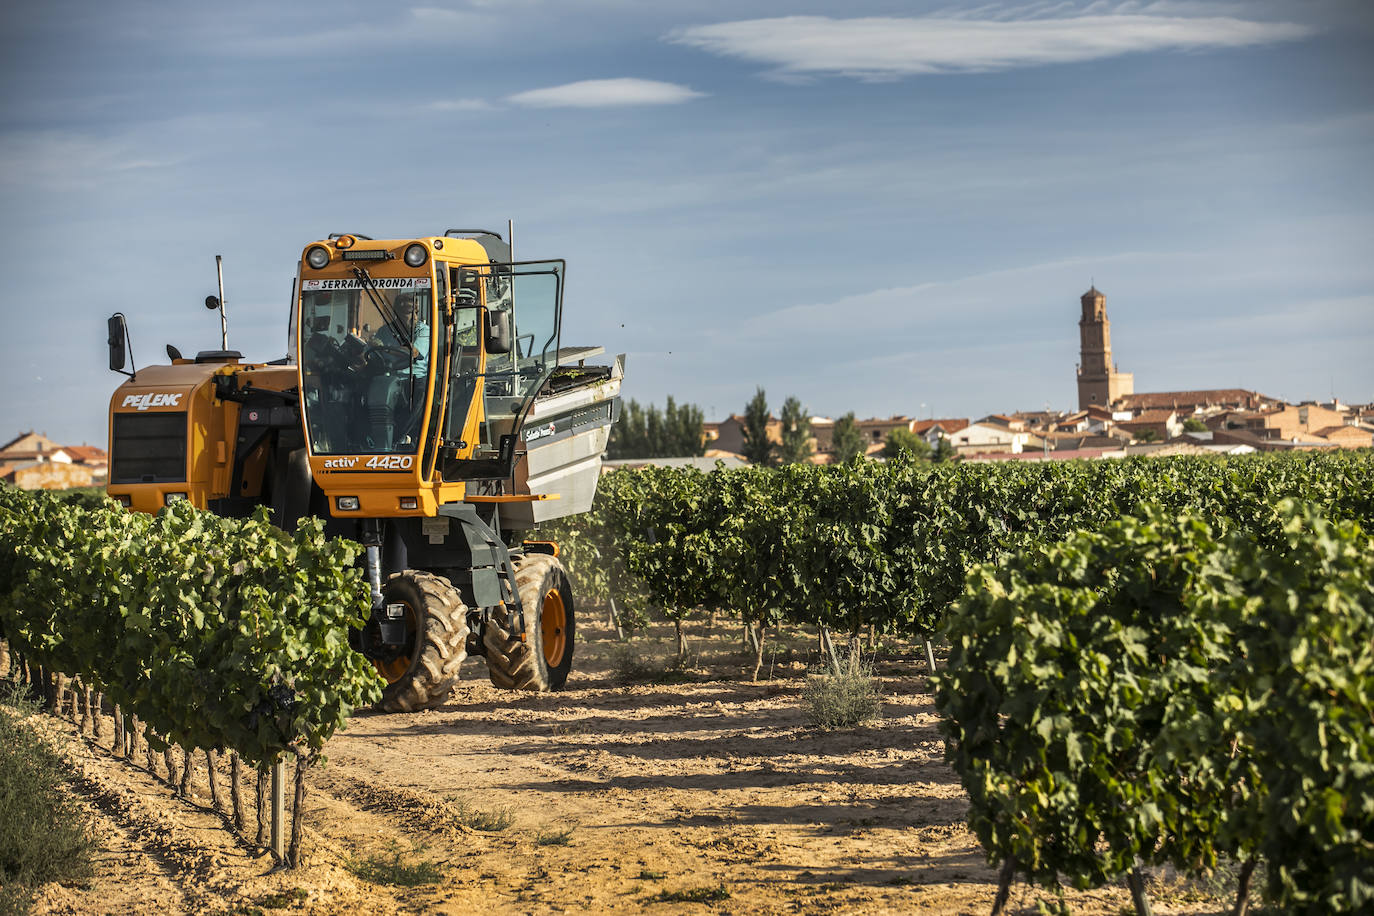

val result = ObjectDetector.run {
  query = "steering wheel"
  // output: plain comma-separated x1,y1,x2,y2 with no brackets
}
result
364,345,413,372
305,333,348,373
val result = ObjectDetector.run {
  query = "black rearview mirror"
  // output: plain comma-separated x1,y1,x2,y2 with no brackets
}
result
107,314,127,372
486,309,512,354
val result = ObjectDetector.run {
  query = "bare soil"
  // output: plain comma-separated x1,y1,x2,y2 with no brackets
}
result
27,620,1234,916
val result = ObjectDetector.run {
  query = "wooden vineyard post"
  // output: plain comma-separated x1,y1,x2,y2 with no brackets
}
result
271,756,286,863
819,626,843,675
91,692,104,741
923,638,938,676
164,745,178,787
609,597,624,639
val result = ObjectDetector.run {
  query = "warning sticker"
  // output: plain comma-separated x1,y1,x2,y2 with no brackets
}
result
302,277,431,291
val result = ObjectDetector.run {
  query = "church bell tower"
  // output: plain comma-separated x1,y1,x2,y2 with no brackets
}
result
1076,286,1133,411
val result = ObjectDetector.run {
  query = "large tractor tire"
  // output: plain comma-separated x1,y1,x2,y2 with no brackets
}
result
484,553,575,692
374,571,469,713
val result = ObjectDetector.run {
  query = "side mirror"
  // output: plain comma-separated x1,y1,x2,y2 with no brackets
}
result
107,314,127,372
485,309,512,354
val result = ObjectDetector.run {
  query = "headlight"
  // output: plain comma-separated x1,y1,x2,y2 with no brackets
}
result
306,246,331,269
399,496,418,510
164,492,188,505
116,494,132,507
336,496,360,511
404,243,429,267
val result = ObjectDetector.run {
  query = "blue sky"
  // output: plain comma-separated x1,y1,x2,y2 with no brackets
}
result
2,0,1371,445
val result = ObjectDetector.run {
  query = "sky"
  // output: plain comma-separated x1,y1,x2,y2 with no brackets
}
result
1,0,1371,445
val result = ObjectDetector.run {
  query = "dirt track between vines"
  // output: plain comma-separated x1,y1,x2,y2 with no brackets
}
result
30,621,1229,915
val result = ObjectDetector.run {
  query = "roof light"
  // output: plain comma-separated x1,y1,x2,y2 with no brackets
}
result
342,249,392,261
306,246,331,269
404,244,428,267
335,235,356,249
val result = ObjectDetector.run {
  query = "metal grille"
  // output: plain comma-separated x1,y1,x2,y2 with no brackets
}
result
110,412,188,483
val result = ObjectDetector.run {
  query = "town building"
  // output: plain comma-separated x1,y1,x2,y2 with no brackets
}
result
1076,287,1134,411
0,431,109,489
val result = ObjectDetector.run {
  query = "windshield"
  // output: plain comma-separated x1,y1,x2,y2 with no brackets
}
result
298,273,433,455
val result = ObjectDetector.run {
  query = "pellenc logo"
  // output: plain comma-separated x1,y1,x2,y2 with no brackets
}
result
121,392,183,411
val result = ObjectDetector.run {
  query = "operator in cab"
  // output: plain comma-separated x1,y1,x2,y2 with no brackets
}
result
371,291,429,376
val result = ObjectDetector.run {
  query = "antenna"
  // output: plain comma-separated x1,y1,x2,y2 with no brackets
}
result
205,255,229,348
216,255,228,349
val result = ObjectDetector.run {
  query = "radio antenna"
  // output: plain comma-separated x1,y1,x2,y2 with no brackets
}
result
216,255,228,349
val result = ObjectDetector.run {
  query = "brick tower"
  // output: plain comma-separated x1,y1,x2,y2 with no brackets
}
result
1076,286,1133,410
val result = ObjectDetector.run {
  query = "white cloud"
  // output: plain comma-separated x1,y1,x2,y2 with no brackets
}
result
0,131,184,192
667,13,1314,79
727,249,1189,342
426,98,494,112
506,78,705,108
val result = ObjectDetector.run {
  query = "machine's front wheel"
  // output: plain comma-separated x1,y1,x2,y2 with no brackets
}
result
484,554,575,691
374,571,469,712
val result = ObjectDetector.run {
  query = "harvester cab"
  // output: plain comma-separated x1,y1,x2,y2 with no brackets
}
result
295,231,623,710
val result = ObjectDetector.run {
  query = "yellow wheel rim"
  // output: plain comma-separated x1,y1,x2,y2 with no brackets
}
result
374,602,419,684
541,588,567,668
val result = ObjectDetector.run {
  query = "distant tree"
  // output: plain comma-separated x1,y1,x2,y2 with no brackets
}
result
607,397,706,458
664,396,706,457
831,412,866,463
741,388,775,466
777,397,813,465
645,402,665,455
607,399,646,458
931,436,958,463
1183,417,1208,433
1137,428,1160,443
882,428,931,461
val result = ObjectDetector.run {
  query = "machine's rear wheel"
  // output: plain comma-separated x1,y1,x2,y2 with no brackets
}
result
484,554,575,691
375,571,469,712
